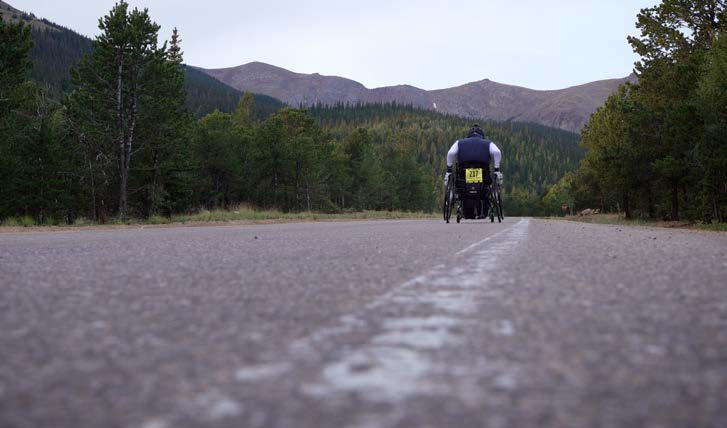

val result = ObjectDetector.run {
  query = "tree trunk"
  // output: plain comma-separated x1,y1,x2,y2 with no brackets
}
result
119,160,128,218
119,81,138,219
712,195,720,223
295,160,301,211
273,172,278,209
89,160,97,222
99,198,108,224
213,175,220,207
305,178,311,211
623,193,632,219
671,180,679,220
116,50,126,219
150,151,160,216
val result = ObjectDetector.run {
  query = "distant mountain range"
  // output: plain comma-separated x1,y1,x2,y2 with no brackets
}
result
199,62,635,133
4,0,632,132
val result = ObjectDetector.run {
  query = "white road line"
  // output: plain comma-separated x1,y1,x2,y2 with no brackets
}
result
226,219,531,424
297,219,530,402
455,218,525,256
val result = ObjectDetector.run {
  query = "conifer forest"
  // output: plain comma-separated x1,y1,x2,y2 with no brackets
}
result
1,0,724,224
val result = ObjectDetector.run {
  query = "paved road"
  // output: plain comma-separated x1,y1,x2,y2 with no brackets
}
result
1,218,726,428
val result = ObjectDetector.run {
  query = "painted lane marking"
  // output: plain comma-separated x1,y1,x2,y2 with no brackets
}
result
455,219,523,256
207,218,531,428
143,220,528,427
298,219,529,404
235,362,292,382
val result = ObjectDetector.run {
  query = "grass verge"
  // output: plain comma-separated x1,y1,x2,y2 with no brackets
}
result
0,206,438,232
170,207,436,223
550,213,727,232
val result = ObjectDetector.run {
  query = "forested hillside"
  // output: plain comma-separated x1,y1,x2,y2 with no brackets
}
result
28,26,91,97
309,103,583,215
7,2,284,117
184,67,284,118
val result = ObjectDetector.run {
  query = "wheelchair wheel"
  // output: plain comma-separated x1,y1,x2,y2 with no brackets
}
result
488,183,503,223
443,178,454,223
493,188,502,223
495,185,504,221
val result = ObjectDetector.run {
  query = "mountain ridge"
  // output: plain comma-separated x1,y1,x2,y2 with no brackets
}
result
0,0,63,32
199,61,634,133
4,0,631,133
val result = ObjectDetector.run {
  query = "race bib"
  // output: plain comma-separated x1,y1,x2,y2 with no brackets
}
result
465,168,483,184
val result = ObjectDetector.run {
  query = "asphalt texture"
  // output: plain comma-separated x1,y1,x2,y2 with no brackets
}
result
1,218,726,428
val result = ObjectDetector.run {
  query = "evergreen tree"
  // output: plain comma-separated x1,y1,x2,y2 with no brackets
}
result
628,0,726,219
133,26,193,216
0,15,32,108
0,17,79,223
580,85,650,218
558,0,727,221
168,27,183,65
695,31,727,221
232,92,255,127
67,2,187,219
192,110,245,208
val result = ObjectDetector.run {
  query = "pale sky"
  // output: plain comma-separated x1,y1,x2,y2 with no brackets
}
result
13,0,658,90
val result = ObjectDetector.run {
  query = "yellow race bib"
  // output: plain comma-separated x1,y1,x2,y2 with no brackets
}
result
465,168,483,184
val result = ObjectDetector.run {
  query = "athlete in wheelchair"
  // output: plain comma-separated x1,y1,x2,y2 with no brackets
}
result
443,125,503,223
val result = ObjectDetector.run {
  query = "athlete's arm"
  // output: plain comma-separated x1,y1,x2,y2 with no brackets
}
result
490,142,502,169
446,141,459,168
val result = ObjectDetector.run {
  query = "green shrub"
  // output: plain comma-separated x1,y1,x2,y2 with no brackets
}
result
321,199,340,214
20,216,36,227
147,215,170,225
112,217,133,225
2,217,20,227
73,217,94,226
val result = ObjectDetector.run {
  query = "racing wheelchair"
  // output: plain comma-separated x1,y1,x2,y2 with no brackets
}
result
443,162,503,224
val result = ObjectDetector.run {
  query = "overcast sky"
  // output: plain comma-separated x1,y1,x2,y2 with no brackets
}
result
15,0,658,90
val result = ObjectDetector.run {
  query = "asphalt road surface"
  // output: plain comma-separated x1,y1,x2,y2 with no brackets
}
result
1,218,726,428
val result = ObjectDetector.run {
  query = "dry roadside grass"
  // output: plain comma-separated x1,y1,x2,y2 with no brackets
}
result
552,213,726,232
0,209,438,234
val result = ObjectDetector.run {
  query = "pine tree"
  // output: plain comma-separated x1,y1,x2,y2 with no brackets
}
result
0,17,32,219
133,24,193,216
232,92,255,127
554,0,727,221
696,32,727,221
192,110,245,208
67,2,181,219
580,85,650,218
0,17,79,223
0,15,33,108
168,27,183,65
627,0,726,220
